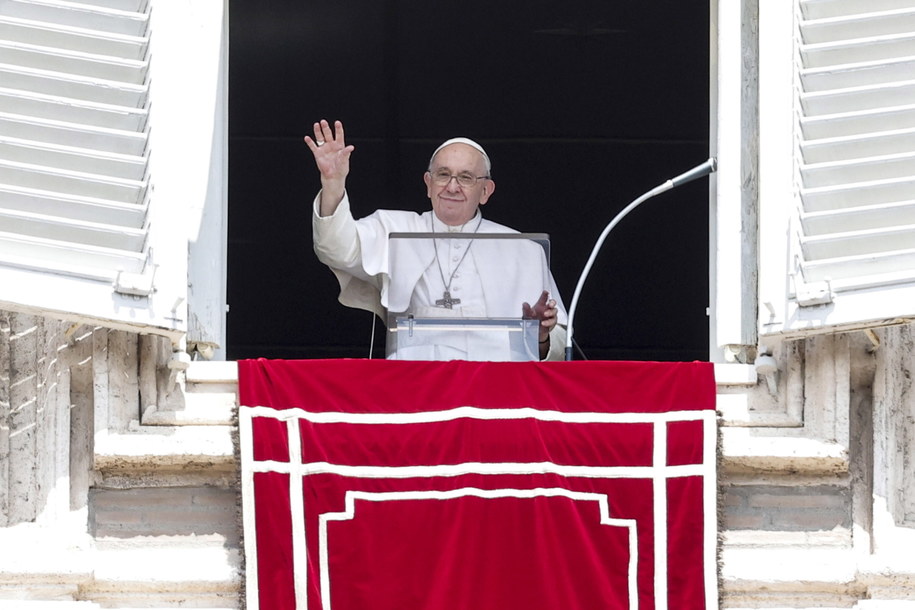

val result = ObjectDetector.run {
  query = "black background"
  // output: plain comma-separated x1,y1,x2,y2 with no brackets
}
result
227,1,711,361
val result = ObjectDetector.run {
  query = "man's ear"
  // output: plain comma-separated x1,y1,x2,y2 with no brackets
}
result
423,171,433,198
479,179,496,205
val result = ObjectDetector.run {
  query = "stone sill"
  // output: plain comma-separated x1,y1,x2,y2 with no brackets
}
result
722,529,852,548
722,546,859,592
714,363,757,386
89,545,241,592
0,591,103,610
721,429,848,474
721,545,915,606
93,426,234,472
141,392,236,426
0,606,237,610
187,360,238,383
0,528,239,603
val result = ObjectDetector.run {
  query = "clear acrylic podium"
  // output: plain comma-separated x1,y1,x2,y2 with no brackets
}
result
385,232,552,361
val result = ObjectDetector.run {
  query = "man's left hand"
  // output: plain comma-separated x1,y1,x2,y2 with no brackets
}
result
522,290,558,343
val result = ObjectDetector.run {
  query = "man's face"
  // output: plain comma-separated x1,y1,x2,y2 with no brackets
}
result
424,143,495,226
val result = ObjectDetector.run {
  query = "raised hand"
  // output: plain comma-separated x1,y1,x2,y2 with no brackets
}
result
304,119,354,216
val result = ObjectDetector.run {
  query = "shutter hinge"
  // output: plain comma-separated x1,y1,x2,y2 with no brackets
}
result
795,279,833,307
114,266,157,297
114,248,157,297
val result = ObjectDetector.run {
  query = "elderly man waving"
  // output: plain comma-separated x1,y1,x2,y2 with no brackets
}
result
307,119,567,361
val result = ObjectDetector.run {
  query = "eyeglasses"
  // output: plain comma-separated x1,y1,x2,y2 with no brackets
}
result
428,169,489,188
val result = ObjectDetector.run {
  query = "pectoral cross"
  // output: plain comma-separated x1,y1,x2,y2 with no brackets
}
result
435,291,461,309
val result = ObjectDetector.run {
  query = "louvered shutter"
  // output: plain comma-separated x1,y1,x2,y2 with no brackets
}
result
759,0,915,336
0,0,186,339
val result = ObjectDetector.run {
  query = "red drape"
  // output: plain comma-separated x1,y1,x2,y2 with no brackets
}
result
239,359,717,610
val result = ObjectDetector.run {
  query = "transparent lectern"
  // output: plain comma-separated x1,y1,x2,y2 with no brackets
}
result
385,232,552,361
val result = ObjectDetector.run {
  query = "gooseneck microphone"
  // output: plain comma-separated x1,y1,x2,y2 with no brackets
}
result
564,158,718,361
670,157,718,188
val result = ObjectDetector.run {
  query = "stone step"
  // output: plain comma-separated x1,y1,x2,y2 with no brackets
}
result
0,525,239,607
722,545,860,607
141,391,236,426
0,603,101,608
86,542,240,608
94,425,234,472
186,360,238,384
0,605,236,610
94,363,238,468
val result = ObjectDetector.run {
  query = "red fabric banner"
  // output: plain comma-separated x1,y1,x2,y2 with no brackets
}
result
239,359,717,610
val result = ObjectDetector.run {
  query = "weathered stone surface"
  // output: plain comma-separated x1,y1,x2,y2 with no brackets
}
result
0,312,10,528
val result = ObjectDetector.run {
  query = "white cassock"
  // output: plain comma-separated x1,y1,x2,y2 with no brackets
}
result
312,192,568,361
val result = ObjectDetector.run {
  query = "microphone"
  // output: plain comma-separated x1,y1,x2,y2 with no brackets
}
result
671,157,717,188
564,158,718,361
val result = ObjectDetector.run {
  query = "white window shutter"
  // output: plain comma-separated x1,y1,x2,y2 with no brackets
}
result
0,0,187,341
759,0,915,337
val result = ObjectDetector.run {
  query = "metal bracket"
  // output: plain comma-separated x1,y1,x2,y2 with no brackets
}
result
114,266,157,297
795,279,833,307
114,247,157,297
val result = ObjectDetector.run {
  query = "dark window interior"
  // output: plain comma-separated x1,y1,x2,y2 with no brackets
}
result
227,1,710,361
